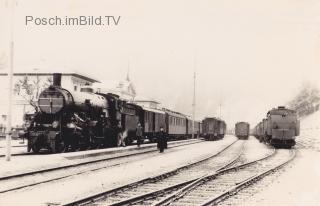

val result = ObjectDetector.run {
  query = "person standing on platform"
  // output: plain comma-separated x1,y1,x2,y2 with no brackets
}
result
157,126,166,153
136,122,143,147
117,122,126,147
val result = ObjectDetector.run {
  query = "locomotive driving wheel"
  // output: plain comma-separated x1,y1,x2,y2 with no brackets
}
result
32,144,41,153
88,135,98,149
55,140,66,153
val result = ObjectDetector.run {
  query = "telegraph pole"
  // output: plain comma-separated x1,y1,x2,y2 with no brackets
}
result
192,54,196,139
5,0,15,161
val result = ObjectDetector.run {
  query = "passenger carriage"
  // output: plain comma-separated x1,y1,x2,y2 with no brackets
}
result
202,117,226,141
163,109,188,140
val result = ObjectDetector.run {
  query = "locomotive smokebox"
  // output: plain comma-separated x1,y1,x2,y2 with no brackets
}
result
53,73,62,87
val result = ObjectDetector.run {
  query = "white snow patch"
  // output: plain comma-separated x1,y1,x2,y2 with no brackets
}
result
0,136,237,206
245,110,320,205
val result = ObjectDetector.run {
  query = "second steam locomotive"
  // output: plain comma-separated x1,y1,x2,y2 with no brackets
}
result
253,106,300,148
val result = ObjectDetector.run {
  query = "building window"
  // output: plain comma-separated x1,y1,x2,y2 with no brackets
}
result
74,86,77,91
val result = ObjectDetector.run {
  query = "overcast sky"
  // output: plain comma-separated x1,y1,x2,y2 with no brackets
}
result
1,0,320,127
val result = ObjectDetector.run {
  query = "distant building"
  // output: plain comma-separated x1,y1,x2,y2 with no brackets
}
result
93,73,137,102
134,96,161,109
0,70,99,131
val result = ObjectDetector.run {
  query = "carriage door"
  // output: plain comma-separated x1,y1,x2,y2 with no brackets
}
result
186,119,189,135
152,113,156,133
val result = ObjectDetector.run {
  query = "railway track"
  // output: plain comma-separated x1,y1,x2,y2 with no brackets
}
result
0,145,26,148
0,139,203,194
0,139,201,158
152,148,294,206
61,140,245,206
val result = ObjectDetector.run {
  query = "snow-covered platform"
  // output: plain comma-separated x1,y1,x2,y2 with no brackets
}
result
0,138,201,178
0,138,27,148
0,138,27,156
63,138,201,160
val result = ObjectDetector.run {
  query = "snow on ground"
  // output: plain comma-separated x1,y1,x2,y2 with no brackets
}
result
297,110,320,151
0,136,236,206
0,138,27,156
0,138,27,147
244,110,320,206
242,136,273,162
0,139,200,177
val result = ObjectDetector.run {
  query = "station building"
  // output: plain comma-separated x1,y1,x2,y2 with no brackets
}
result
92,74,137,102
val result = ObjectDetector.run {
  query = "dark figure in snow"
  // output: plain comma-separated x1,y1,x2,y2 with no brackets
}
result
136,122,143,147
157,127,167,153
117,122,126,147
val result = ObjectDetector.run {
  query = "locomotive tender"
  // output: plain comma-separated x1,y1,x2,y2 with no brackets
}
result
25,73,207,153
253,106,300,148
235,122,250,140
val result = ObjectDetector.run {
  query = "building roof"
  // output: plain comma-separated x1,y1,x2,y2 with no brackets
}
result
92,78,136,101
134,94,160,103
0,72,100,83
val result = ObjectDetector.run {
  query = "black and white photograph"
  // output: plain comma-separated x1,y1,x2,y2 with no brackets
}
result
0,0,320,205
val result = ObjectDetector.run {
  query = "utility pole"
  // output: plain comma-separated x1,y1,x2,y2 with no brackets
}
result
192,54,196,139
6,0,15,161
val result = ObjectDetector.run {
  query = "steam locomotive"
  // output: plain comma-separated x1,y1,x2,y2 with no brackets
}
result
25,73,206,153
27,73,121,152
253,106,300,148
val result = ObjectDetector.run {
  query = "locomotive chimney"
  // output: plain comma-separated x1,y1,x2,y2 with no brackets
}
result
53,73,62,87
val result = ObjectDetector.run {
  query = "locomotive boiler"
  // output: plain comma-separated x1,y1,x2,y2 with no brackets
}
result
26,73,119,153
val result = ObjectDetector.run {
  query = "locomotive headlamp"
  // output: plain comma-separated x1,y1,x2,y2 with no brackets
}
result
52,121,59,128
